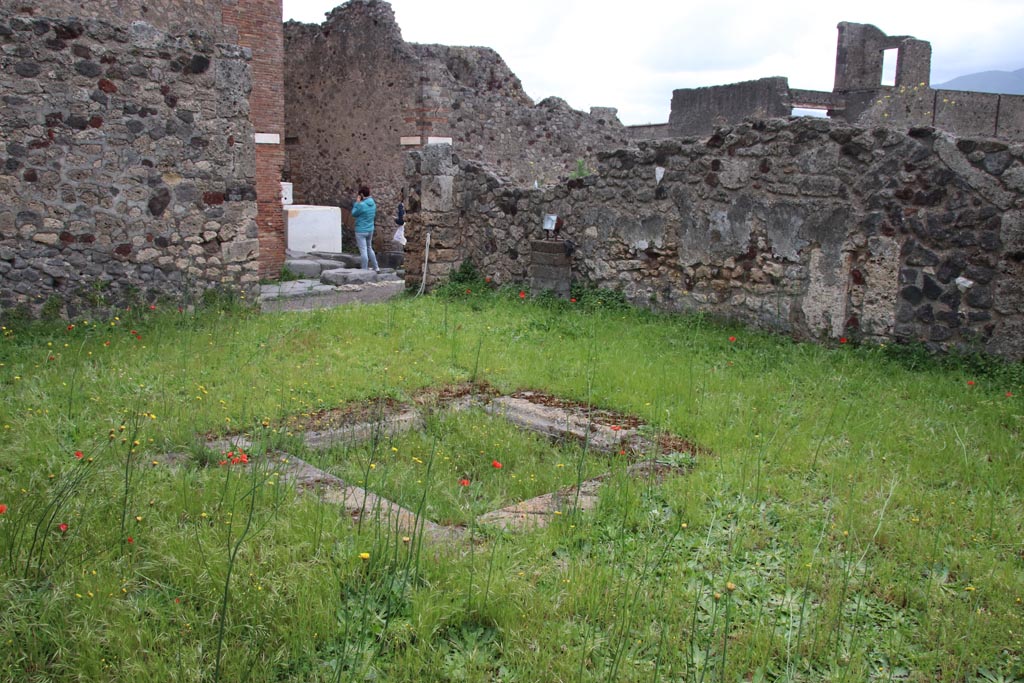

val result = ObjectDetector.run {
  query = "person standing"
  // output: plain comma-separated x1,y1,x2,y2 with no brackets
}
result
351,185,378,272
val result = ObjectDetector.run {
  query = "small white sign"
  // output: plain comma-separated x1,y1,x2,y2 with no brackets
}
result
400,136,422,146
655,166,665,184
426,136,453,145
543,214,557,231
255,133,281,144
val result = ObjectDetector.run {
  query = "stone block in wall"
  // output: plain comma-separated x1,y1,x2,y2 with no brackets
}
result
986,319,1024,361
221,239,260,263
856,86,934,130
934,90,999,139
418,143,455,176
421,176,454,212
1002,210,1024,253
997,95,1024,140
529,239,571,298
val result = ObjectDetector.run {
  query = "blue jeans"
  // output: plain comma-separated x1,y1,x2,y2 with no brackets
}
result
356,232,378,271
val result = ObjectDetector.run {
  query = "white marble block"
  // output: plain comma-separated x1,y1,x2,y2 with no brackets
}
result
285,205,342,253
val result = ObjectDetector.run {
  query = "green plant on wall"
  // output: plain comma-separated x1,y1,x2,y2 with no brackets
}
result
569,158,593,179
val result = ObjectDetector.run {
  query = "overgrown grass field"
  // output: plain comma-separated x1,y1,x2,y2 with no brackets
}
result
0,286,1021,682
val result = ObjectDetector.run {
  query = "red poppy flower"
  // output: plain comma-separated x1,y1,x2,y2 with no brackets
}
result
465,288,472,294
104,340,110,347
619,449,626,456
74,450,83,460
609,425,622,432
728,336,736,343
967,380,975,386
839,337,848,344
127,536,134,544
518,290,526,299
0,504,7,514
570,298,577,303
67,324,75,331
458,478,470,487
58,523,68,533
485,276,492,283
1007,392,1014,398
149,305,155,310
491,460,502,469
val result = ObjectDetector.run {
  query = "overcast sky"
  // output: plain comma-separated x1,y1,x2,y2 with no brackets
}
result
282,0,1024,126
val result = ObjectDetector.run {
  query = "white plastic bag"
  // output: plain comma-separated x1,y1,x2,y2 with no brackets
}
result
393,225,407,246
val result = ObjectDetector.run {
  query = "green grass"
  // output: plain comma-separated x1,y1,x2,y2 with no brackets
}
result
0,291,1021,682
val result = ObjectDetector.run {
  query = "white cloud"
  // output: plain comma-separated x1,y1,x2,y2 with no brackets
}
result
283,0,1024,124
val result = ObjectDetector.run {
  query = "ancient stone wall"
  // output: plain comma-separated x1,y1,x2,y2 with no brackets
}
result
0,7,261,316
283,0,632,247
19,0,234,37
667,78,792,137
406,119,1024,360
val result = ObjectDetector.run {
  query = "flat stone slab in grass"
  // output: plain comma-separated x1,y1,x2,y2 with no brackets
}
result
477,478,604,531
476,461,680,531
278,454,464,542
487,395,636,453
302,408,425,449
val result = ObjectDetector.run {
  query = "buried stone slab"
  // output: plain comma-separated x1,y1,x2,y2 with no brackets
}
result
302,408,425,449
486,395,639,453
279,453,464,542
477,461,684,532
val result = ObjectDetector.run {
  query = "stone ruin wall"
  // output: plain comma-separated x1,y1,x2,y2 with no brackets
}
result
405,117,1024,360
283,0,632,248
0,6,263,317
658,23,1024,143
13,1,234,37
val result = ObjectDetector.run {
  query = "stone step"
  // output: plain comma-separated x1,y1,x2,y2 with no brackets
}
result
259,278,405,312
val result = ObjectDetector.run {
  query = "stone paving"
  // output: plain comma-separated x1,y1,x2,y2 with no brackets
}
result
259,249,407,312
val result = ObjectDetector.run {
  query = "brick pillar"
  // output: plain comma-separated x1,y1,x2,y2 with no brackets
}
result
223,0,286,279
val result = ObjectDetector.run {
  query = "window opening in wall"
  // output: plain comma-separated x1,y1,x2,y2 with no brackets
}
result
791,108,828,118
881,48,898,86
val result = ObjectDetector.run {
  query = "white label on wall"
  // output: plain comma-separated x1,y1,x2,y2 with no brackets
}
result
426,136,453,145
400,136,422,146
255,133,281,144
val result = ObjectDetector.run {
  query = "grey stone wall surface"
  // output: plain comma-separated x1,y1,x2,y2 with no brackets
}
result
668,77,792,137
29,0,234,38
406,118,1024,360
283,0,632,231
0,6,260,317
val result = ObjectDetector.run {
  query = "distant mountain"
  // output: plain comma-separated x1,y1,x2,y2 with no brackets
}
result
933,68,1024,95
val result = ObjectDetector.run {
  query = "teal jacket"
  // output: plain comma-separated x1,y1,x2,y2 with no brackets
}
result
352,197,377,234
